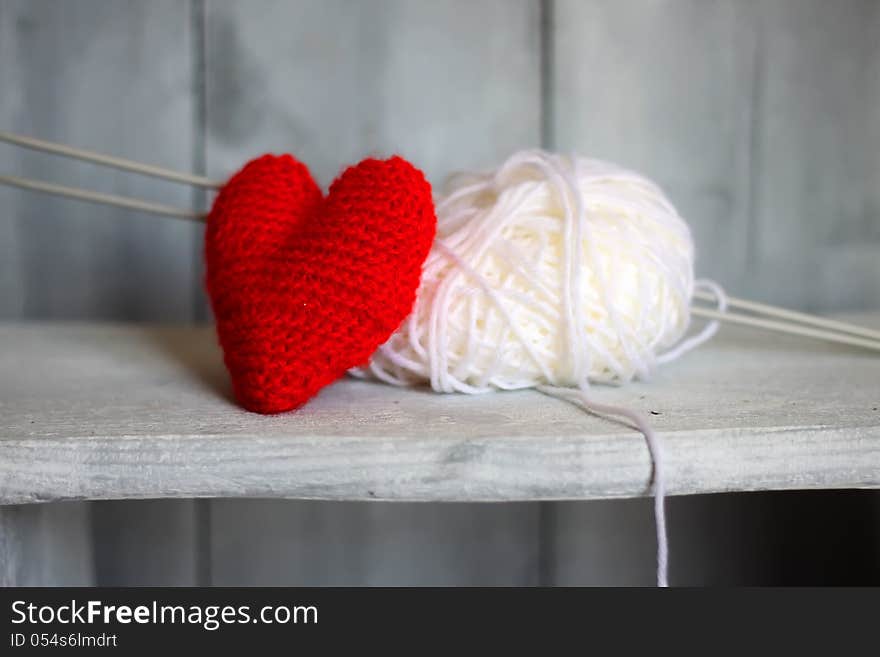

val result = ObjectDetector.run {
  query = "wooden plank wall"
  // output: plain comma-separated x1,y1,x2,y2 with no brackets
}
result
0,0,878,586
0,0,203,586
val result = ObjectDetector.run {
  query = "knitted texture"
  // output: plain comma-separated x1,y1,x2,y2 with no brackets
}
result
205,153,436,414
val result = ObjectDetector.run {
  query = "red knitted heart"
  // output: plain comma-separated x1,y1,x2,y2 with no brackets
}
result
205,154,436,414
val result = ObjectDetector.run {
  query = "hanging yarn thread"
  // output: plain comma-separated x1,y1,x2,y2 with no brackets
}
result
352,149,726,586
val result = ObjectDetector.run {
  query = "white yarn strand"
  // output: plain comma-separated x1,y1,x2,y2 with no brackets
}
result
353,150,724,586
536,385,669,587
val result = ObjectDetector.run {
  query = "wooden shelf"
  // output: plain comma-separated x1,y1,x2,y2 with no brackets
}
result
1,320,878,506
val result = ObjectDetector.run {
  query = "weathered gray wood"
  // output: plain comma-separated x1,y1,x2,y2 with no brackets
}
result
0,0,204,588
210,500,540,586
204,0,541,188
203,0,543,587
0,2,28,317
553,0,880,314
552,0,758,294
0,0,201,321
91,500,200,586
749,0,880,312
0,503,94,586
0,320,877,506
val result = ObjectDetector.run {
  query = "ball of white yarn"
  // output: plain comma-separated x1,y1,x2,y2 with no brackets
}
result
354,149,703,393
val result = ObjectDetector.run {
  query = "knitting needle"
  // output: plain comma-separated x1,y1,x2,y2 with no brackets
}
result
0,174,206,220
692,306,880,353
0,130,216,219
0,130,222,189
693,289,880,343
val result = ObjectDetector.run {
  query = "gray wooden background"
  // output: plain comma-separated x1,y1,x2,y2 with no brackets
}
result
1,0,878,586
